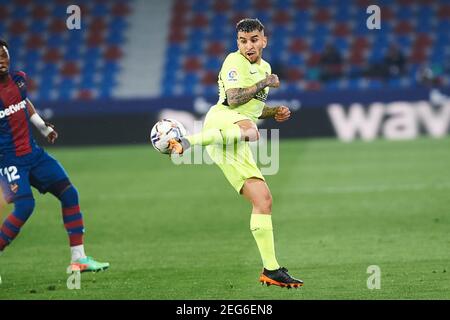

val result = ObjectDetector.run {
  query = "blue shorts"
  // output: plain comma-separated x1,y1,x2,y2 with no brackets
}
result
0,147,70,202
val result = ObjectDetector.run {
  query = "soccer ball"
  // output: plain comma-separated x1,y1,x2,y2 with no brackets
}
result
150,118,186,154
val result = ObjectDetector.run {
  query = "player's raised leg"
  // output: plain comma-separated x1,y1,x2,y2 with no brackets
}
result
241,178,303,288
167,119,259,154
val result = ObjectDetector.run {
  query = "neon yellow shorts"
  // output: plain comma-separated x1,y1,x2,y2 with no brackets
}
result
204,104,265,193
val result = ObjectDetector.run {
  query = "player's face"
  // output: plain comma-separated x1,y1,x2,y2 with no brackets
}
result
237,30,267,64
0,46,10,76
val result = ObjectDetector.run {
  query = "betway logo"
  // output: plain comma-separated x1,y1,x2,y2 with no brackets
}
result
327,101,450,142
0,100,27,119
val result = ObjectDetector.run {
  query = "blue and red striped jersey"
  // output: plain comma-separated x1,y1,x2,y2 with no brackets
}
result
0,71,37,157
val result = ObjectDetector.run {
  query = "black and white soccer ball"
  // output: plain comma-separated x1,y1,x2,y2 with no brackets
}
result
150,118,187,154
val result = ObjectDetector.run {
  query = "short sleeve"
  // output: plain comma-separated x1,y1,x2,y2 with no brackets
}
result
220,53,250,91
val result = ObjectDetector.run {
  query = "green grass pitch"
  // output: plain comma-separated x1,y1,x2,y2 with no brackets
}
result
0,137,449,299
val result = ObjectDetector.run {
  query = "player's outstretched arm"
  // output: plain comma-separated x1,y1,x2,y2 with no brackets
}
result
259,105,291,122
226,73,280,108
26,98,58,144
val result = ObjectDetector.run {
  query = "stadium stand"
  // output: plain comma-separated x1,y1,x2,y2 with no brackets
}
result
2,0,132,101
162,0,450,96
1,0,448,100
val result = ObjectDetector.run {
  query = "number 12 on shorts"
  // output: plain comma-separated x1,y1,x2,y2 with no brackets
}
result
0,166,20,183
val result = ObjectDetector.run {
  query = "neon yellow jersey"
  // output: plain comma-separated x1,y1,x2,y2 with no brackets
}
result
216,51,271,122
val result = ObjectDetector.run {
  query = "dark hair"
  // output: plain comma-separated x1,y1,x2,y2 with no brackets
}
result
236,18,264,33
0,39,8,49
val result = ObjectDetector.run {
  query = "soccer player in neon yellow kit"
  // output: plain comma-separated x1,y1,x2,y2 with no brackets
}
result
166,18,303,288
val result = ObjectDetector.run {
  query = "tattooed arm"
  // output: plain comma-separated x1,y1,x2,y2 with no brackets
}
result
259,105,291,122
226,73,280,108
259,105,278,119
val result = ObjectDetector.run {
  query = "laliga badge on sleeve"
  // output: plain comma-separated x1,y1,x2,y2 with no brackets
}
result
227,69,238,82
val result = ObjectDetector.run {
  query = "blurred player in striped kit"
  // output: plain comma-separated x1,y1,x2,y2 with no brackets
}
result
0,39,109,276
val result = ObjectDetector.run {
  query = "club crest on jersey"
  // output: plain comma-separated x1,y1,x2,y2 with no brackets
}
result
17,80,25,89
10,183,18,193
227,69,238,82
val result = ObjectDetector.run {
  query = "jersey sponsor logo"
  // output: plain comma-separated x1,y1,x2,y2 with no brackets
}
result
227,69,238,82
0,99,27,119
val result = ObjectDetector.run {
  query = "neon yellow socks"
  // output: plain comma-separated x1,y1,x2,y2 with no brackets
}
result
186,124,241,146
250,213,280,271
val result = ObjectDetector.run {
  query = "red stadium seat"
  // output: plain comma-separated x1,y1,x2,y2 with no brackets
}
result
305,81,321,91
56,0,75,4
413,33,433,48
26,34,45,49
293,0,311,10
351,37,370,50
213,0,230,12
191,14,209,28
410,50,427,64
61,62,80,77
356,0,372,7
170,13,188,33
255,0,271,11
232,13,248,25
394,21,413,34
184,57,202,72
112,2,131,17
77,89,93,100
9,21,27,35
43,48,62,63
90,18,107,31
438,4,450,19
104,46,123,61
0,7,8,20
201,71,218,85
273,11,291,25
306,52,321,66
169,29,186,43
173,0,190,13
49,19,67,33
349,51,365,65
314,9,331,23
206,42,225,57
334,23,351,37
380,6,394,21
87,32,104,47
286,68,304,82
16,0,32,5
26,77,37,93
289,38,308,53
398,0,414,5
418,0,434,4
31,5,49,20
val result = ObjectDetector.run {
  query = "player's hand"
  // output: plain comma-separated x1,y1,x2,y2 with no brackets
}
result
265,73,280,88
274,106,291,122
45,122,58,144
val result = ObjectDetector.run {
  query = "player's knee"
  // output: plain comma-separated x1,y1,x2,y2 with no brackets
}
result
13,198,35,221
59,184,79,205
242,127,260,142
254,193,272,214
